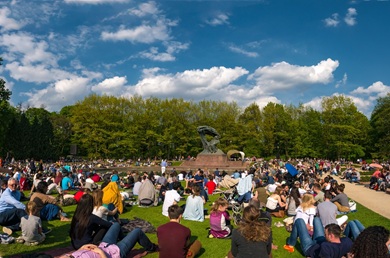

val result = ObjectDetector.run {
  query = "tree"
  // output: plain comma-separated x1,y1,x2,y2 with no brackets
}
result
370,93,390,158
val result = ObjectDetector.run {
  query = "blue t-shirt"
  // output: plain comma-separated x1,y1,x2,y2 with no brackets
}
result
61,177,73,191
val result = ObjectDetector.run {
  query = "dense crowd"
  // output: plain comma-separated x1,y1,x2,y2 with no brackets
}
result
0,158,390,258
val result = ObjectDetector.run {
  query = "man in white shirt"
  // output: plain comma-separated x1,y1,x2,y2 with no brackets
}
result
162,182,181,216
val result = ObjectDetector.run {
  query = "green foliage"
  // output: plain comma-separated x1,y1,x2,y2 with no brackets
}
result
370,93,390,159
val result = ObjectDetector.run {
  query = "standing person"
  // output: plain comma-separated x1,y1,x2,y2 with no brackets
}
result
157,205,201,258
347,226,390,258
0,178,27,235
209,198,232,239
228,205,272,258
17,201,45,246
162,181,181,217
69,194,113,250
161,159,167,175
284,218,353,257
182,185,204,222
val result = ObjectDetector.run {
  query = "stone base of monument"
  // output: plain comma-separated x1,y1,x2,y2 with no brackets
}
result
180,150,248,170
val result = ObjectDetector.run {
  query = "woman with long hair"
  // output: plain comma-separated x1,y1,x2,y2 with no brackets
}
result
228,205,272,258
182,185,204,222
69,194,112,250
265,186,286,217
286,186,301,217
348,226,390,258
92,189,119,222
294,193,316,234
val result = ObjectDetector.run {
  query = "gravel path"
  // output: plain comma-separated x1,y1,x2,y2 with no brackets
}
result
333,176,390,219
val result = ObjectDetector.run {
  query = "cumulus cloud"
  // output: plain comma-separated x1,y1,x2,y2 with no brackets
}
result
351,81,390,98
124,66,249,100
23,77,91,111
64,0,130,4
228,45,258,58
248,58,339,92
91,76,127,96
324,13,339,27
205,13,230,26
128,2,159,17
0,7,25,31
344,8,357,26
0,32,58,66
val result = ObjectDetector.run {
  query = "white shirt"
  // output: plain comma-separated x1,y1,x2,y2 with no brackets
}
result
162,189,181,216
133,181,142,195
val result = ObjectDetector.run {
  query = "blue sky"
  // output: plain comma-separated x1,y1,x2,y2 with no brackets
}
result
1,0,389,117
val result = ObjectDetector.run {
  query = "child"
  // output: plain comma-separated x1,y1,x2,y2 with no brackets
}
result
205,175,216,195
18,201,45,246
92,189,119,223
209,198,232,238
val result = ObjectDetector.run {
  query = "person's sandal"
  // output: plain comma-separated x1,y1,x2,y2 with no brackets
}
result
283,244,295,253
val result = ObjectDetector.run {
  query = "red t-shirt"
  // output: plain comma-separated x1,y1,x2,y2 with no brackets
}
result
205,181,216,194
73,190,85,203
157,222,190,258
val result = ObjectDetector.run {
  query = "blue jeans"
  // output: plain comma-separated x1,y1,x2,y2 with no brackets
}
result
237,192,251,203
287,218,325,255
40,204,60,221
102,223,153,258
343,220,364,241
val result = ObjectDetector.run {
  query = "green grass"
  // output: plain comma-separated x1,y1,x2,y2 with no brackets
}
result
2,190,390,258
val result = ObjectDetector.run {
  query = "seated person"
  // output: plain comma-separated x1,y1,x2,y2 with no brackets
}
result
182,185,204,222
138,175,159,207
157,205,201,258
283,217,353,257
347,226,390,258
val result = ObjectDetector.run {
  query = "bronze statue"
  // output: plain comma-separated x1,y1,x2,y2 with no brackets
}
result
197,126,221,153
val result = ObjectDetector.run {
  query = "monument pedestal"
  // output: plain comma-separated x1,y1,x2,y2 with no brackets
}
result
181,151,248,171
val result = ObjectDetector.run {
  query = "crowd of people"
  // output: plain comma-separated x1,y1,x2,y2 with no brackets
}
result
0,158,389,258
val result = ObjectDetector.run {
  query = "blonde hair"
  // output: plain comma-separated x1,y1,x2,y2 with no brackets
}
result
27,201,37,214
300,194,315,211
210,198,228,214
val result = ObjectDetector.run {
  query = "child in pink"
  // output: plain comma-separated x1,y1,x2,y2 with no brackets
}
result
209,198,232,238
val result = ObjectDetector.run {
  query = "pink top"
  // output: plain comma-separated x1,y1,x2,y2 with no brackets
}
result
70,242,120,258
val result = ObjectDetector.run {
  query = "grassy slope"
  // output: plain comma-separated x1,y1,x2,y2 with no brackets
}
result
1,188,390,258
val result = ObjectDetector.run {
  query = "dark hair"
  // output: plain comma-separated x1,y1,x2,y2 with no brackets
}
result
289,187,301,207
36,181,48,194
191,185,200,198
350,226,390,258
70,194,94,240
168,204,183,219
172,181,181,190
324,190,333,200
337,184,345,193
325,223,341,238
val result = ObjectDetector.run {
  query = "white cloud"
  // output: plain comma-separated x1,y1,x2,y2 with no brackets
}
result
91,76,127,96
324,13,339,27
0,7,24,31
0,32,58,66
101,20,173,43
128,2,159,17
248,58,339,92
64,0,130,4
344,8,357,26
351,81,390,98
335,73,347,88
228,45,258,58
138,41,189,61
205,13,230,26
124,66,249,100
5,62,73,83
23,77,91,111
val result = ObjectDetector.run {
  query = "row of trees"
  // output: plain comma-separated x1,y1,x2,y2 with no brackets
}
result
1,59,389,161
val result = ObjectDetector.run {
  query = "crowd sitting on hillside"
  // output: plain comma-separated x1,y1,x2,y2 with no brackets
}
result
0,157,390,258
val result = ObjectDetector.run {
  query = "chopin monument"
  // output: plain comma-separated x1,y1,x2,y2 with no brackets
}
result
181,125,247,170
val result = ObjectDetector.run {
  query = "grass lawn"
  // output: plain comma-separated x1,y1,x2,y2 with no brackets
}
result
1,188,390,258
